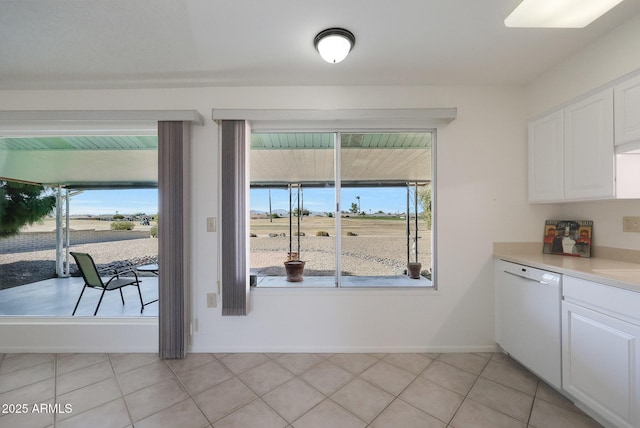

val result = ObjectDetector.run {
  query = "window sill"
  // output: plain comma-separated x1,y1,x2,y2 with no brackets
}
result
250,275,438,296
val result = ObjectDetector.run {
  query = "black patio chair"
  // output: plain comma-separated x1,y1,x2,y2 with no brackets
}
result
70,251,145,316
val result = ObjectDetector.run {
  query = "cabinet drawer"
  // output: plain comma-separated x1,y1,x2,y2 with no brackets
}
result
563,276,640,325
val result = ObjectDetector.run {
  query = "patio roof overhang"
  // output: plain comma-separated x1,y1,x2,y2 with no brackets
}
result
0,135,158,189
250,132,432,187
0,109,203,189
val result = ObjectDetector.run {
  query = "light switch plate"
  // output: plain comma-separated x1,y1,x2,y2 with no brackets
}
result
206,217,216,232
207,293,217,307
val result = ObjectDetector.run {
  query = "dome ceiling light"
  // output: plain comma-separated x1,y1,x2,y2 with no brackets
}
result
314,28,356,64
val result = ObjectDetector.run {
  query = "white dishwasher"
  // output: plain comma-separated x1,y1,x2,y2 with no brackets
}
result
495,259,562,389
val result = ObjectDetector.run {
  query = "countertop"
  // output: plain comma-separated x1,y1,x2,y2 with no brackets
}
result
494,243,640,293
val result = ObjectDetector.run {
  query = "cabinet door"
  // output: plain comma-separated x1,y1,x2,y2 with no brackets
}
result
528,110,564,202
562,301,640,428
615,73,640,146
564,89,615,200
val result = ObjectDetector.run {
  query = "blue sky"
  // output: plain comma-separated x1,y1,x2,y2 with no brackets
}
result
67,187,414,216
250,187,413,215
69,189,158,216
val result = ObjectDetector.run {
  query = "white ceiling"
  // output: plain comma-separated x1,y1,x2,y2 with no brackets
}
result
1,0,639,90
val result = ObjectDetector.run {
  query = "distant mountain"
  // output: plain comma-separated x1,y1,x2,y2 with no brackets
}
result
250,209,330,217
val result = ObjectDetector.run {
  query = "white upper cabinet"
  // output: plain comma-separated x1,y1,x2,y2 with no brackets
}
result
615,73,640,146
528,110,564,202
528,70,640,202
528,89,615,202
564,89,615,200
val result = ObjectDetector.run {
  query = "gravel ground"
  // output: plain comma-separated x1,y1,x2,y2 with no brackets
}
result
0,238,159,290
250,235,432,277
1,233,432,289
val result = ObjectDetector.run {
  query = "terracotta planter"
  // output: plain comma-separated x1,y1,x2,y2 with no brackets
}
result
284,260,305,282
407,262,422,279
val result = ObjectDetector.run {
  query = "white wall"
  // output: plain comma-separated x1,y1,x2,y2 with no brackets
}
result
0,84,555,352
527,13,640,116
526,13,640,252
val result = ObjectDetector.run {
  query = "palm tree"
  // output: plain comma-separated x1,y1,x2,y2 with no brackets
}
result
356,195,361,214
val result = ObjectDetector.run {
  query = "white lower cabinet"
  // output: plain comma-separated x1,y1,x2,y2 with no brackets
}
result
562,276,640,428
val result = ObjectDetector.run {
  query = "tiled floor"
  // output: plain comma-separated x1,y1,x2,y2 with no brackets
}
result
0,352,603,428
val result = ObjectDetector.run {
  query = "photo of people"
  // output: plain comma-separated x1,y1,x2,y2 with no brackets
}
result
543,220,593,257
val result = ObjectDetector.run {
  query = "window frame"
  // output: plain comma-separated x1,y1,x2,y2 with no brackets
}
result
248,128,437,290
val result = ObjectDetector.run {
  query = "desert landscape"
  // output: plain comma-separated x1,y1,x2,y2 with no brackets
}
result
249,216,432,277
0,216,432,290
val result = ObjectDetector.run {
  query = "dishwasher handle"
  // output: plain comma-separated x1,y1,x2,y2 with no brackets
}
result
503,268,561,287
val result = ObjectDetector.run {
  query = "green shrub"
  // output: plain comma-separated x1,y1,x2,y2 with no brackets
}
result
150,225,158,238
111,221,135,231
347,231,358,236
316,231,330,237
112,213,125,220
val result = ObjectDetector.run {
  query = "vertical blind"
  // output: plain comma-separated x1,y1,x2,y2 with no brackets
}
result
220,120,249,315
158,121,191,358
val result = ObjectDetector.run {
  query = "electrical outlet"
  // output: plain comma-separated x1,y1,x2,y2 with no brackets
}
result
623,216,640,233
207,293,217,308
206,217,216,232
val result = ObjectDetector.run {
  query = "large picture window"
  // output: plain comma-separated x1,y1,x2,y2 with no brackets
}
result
249,131,434,288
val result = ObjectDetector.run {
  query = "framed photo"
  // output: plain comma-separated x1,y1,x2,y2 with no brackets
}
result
543,220,593,258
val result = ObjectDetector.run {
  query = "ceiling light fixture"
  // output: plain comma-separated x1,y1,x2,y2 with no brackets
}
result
314,28,355,64
505,0,624,28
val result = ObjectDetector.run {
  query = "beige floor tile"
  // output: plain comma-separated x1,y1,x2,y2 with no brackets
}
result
57,377,122,422
55,398,131,428
238,360,295,395
491,353,529,371
176,359,233,395
360,360,416,395
370,399,446,428
117,360,176,395
292,399,366,428
109,353,159,375
474,352,494,360
0,353,55,375
300,360,353,395
467,377,534,422
275,353,324,375
437,353,490,375
331,378,395,423
215,399,287,428
535,381,581,413
134,398,210,428
124,378,189,422
399,377,464,423
383,353,433,375
0,377,54,405
56,353,109,375
0,361,55,394
421,360,478,396
529,398,603,428
480,360,538,396
450,399,526,428
329,354,379,375
0,352,607,428
56,361,114,396
193,376,257,423
219,353,269,375
262,378,324,423
164,353,216,374
0,399,55,428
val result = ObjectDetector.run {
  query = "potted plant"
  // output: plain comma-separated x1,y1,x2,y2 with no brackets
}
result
407,262,422,279
284,258,305,282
